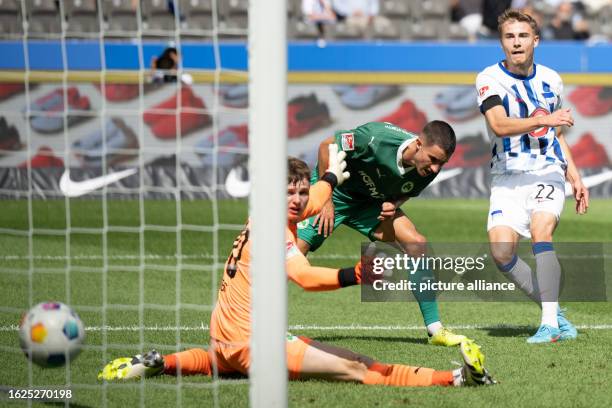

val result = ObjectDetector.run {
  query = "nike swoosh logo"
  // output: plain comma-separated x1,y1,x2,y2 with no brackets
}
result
225,166,250,198
564,169,612,196
60,168,137,197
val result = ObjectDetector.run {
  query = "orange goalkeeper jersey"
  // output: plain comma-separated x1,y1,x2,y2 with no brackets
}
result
210,181,342,345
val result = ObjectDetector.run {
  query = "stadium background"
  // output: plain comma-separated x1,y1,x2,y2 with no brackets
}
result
0,39,611,197
1,1,611,407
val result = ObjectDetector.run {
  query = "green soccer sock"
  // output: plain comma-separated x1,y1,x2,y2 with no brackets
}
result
417,300,440,327
410,267,440,326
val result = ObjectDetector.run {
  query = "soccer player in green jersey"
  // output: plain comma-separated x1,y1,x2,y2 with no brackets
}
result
297,120,466,346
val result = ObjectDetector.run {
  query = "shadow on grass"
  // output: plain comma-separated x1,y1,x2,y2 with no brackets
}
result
311,335,428,345
217,372,248,380
483,325,535,337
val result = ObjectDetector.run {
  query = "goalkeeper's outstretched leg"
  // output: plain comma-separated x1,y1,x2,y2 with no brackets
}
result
99,338,495,387
98,347,225,381
296,337,494,387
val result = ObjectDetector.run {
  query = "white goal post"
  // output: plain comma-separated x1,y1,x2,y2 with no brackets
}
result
248,0,288,407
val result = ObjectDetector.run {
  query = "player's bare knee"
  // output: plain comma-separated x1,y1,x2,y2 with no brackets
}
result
530,213,557,241
490,242,515,266
530,224,555,243
399,233,427,257
412,233,427,245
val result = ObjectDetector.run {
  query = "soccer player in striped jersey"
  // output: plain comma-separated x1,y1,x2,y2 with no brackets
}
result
98,149,494,387
476,9,589,343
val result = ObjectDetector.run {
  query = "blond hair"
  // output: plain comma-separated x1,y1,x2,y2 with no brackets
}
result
497,9,539,36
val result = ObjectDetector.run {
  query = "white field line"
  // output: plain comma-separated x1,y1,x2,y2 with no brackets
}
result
2,324,612,332
0,253,355,261
1,253,611,262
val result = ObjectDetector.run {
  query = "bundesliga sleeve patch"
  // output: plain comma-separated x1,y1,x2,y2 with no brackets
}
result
476,79,498,103
286,241,300,259
340,132,355,151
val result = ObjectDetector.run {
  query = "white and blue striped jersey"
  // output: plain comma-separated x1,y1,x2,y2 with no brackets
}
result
476,62,567,175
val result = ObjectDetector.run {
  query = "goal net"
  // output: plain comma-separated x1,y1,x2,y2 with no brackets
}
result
0,0,287,406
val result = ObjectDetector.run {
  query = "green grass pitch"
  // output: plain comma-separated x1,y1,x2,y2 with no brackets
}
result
1,198,611,407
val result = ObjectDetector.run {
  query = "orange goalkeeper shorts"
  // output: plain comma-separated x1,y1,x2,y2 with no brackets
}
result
210,334,310,379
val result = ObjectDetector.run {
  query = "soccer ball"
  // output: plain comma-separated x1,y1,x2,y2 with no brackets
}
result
19,302,85,368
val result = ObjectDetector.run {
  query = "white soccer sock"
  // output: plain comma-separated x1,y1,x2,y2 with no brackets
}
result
452,367,463,386
427,321,443,336
541,302,559,328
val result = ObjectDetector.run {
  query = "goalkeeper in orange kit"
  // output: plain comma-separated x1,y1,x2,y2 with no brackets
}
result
99,146,495,387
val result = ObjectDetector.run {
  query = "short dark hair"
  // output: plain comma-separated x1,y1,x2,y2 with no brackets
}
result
288,157,311,185
156,47,178,70
421,120,456,158
498,9,539,36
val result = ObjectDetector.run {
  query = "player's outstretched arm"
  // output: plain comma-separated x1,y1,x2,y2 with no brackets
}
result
484,105,574,137
287,253,361,291
304,144,349,220
311,143,349,236
557,130,589,214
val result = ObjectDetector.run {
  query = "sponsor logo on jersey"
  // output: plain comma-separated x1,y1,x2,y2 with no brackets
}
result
479,86,489,97
401,181,414,193
528,107,550,138
341,133,355,151
384,123,410,135
359,170,384,199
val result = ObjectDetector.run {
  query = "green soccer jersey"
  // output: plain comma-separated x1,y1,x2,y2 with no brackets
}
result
328,122,437,204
